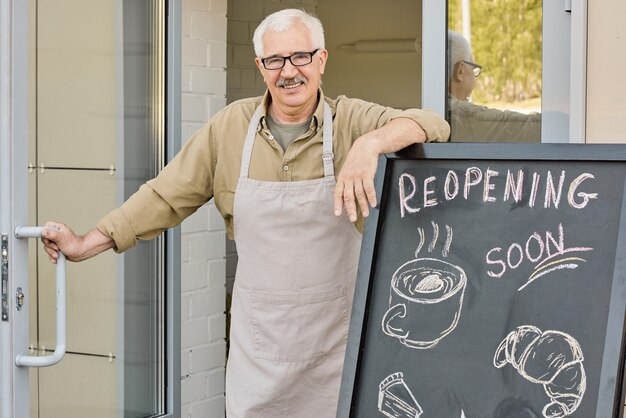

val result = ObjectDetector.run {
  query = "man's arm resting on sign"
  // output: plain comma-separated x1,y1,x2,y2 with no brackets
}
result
334,117,427,222
41,222,116,264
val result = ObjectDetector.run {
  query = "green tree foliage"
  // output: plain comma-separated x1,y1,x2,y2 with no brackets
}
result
449,0,542,104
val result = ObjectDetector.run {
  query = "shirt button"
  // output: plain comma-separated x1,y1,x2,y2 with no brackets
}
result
283,165,289,171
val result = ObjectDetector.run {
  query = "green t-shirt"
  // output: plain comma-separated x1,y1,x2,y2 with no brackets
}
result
266,114,312,151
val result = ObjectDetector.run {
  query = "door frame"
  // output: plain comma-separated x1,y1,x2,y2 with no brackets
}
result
165,0,182,416
421,0,588,144
0,0,31,417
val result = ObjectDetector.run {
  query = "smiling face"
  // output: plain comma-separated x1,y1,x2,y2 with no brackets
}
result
255,22,328,123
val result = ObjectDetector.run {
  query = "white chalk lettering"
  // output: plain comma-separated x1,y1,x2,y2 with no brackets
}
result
485,223,593,283
464,167,483,199
399,173,419,218
486,248,506,279
424,176,438,208
525,232,544,263
504,170,524,203
397,167,599,217
544,170,565,209
529,173,540,208
445,170,459,200
507,243,524,270
568,173,598,209
484,168,499,203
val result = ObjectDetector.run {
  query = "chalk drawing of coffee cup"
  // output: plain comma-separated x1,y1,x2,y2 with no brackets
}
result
382,258,466,349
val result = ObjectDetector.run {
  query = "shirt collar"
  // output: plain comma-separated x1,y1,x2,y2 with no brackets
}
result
258,89,326,133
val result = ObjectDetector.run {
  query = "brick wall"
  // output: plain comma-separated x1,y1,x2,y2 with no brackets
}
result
180,0,228,417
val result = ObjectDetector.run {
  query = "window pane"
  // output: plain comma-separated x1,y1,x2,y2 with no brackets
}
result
447,0,542,143
31,0,165,416
120,1,165,416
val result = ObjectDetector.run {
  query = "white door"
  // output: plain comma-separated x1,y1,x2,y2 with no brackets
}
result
423,0,587,144
1,1,180,417
542,0,587,143
1,1,31,416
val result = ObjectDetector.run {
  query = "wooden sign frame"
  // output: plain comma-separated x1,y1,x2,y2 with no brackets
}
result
337,143,626,418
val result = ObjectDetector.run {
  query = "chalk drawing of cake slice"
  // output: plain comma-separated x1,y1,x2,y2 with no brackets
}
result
378,372,423,418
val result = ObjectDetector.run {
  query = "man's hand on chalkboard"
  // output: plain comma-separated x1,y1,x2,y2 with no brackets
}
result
334,118,428,222
334,136,379,222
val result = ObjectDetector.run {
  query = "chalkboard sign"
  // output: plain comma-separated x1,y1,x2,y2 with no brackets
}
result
337,143,626,418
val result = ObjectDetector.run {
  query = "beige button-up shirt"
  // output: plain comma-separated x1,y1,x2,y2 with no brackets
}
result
449,96,541,143
97,91,450,252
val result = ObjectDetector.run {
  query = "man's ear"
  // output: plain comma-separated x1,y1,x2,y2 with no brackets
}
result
255,57,264,72
318,49,328,75
454,62,465,82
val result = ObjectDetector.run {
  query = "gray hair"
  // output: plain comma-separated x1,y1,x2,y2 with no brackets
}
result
448,30,472,73
253,9,325,57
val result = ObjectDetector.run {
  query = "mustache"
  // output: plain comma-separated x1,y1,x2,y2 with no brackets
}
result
276,77,307,87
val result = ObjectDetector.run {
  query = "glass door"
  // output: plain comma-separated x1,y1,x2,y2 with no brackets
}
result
446,0,543,143
2,1,176,417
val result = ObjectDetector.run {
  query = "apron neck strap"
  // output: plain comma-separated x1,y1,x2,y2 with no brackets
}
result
321,102,334,178
239,106,262,178
239,102,335,178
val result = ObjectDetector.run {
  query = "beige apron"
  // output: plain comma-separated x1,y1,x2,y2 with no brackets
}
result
226,103,362,417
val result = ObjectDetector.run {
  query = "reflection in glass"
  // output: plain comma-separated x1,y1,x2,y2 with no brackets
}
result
121,1,166,416
447,1,542,143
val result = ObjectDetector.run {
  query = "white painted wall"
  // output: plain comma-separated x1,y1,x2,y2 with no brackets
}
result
317,0,422,109
180,0,228,417
586,1,626,144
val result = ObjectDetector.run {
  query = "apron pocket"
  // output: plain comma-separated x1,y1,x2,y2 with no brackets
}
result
250,286,349,362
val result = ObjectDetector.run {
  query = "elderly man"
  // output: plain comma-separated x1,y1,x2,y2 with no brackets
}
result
42,9,449,417
448,30,540,143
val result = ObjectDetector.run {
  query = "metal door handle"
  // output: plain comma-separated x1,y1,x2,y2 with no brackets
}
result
13,226,66,367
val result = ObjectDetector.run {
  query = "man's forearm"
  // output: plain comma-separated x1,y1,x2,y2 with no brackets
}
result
79,228,116,260
362,117,427,155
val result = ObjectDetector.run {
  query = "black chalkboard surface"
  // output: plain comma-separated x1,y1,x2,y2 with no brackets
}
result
337,143,626,418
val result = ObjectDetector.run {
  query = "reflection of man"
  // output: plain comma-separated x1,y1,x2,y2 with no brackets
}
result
448,30,541,143
42,8,449,418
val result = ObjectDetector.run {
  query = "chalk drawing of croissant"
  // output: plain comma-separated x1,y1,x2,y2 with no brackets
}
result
493,325,586,418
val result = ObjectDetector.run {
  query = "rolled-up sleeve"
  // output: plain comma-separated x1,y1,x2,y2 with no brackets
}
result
97,122,216,253
96,183,184,253
391,108,450,142
334,96,449,143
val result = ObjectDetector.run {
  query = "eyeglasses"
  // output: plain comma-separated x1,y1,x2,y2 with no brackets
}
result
260,49,320,70
462,60,482,77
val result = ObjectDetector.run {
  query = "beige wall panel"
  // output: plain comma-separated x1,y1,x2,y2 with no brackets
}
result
28,172,39,347
586,2,626,144
30,369,39,418
38,353,115,418
37,0,117,168
37,169,117,355
317,0,422,109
